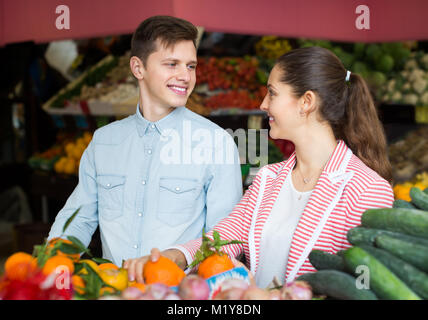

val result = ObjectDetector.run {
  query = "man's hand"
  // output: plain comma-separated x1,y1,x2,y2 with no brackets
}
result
123,248,186,283
123,248,161,283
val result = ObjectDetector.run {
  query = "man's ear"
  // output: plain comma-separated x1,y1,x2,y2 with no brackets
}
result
130,56,145,80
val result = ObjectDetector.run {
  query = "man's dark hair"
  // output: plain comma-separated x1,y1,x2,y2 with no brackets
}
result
131,15,198,65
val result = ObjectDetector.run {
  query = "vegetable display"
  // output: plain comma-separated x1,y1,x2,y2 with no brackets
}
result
300,187,428,300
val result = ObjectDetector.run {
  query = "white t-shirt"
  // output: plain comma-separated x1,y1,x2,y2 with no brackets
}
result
255,172,313,288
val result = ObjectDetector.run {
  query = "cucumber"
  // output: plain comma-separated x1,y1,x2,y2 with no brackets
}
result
343,247,421,300
347,227,428,247
393,199,416,209
297,270,378,300
361,208,428,239
375,234,428,273
424,187,428,195
336,250,346,257
410,187,428,210
359,244,428,299
308,250,346,271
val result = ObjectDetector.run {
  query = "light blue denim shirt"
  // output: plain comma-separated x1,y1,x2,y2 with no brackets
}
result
48,106,243,266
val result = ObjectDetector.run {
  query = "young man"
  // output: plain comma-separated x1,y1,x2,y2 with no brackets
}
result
48,16,243,267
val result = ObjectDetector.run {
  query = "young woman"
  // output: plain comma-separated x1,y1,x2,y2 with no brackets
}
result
124,46,394,287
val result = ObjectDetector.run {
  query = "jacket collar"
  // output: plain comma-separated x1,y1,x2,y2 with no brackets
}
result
275,140,349,178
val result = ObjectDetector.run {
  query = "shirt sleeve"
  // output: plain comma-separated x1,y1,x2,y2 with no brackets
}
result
47,138,99,248
203,133,243,231
342,178,394,249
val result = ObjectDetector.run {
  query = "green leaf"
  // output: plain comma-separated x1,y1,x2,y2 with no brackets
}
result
32,245,42,257
67,236,92,257
92,257,113,264
213,230,220,242
62,207,81,233
57,242,84,254
74,262,84,274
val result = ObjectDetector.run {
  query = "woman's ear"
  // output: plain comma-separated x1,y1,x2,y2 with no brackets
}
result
303,90,318,114
130,56,145,80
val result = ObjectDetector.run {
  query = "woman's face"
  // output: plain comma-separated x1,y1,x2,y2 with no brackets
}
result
259,65,302,140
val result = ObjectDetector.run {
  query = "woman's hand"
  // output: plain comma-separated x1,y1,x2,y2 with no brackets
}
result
231,257,256,286
123,248,186,283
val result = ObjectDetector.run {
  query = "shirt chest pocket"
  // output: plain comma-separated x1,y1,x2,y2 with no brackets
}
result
97,175,126,220
157,178,200,226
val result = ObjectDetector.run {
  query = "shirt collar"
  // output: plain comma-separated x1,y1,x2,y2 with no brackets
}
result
135,104,183,137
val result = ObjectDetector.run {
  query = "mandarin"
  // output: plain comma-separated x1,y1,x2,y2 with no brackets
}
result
98,268,128,291
77,259,98,275
99,286,116,296
197,253,234,279
143,256,185,286
48,237,80,262
71,275,86,295
4,252,38,281
128,281,146,293
42,255,75,276
98,263,119,271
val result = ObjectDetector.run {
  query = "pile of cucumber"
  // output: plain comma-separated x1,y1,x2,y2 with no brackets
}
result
297,187,428,300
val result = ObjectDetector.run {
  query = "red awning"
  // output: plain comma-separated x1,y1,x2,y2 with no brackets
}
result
1,0,428,47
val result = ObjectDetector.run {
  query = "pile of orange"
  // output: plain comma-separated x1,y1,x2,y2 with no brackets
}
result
0,236,130,299
54,131,93,175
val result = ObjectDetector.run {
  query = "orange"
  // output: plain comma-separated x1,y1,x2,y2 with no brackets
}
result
54,157,67,174
393,183,412,201
71,275,86,295
128,281,146,293
99,286,116,296
48,237,80,262
98,263,119,271
63,158,76,175
197,253,234,279
78,259,98,275
83,132,92,145
4,252,38,281
414,182,427,191
143,256,186,286
98,268,128,291
65,142,75,158
42,255,75,276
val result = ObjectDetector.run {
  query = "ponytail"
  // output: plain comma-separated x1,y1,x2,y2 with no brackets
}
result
341,73,392,183
276,47,392,183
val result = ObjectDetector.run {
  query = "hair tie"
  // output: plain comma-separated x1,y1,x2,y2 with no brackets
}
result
345,70,351,82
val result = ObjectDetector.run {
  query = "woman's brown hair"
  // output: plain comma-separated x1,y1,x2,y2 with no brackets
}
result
276,46,392,183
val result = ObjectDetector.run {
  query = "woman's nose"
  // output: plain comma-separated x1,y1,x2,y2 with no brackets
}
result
259,94,269,112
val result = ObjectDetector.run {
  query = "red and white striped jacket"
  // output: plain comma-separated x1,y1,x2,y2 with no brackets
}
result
175,140,394,283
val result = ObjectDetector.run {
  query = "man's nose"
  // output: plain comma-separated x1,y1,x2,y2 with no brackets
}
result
177,66,191,82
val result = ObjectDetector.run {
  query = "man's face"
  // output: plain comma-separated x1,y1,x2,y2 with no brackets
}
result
141,39,197,110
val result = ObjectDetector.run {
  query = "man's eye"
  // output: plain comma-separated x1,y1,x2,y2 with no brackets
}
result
167,63,176,67
188,65,196,70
